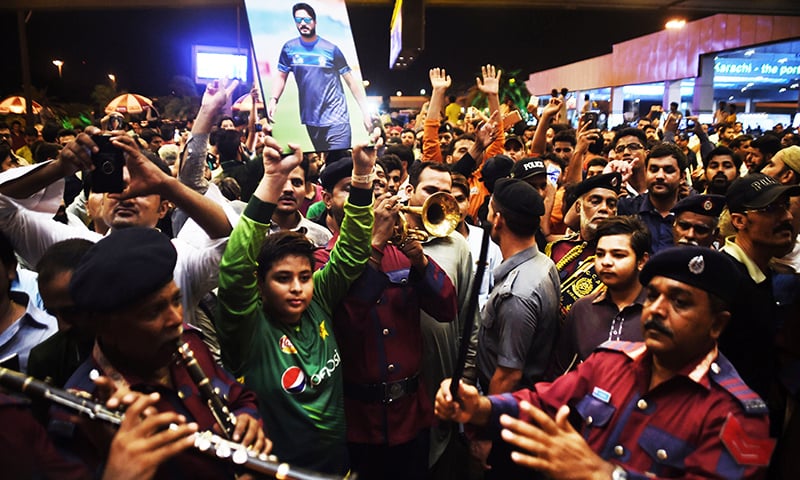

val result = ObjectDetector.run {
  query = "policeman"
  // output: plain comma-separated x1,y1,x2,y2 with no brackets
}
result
436,246,775,479
670,194,726,248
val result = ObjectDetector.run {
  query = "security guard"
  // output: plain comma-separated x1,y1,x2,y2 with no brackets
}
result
436,246,775,479
670,194,726,248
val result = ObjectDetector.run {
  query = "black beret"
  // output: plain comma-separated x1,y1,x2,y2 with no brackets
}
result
480,155,514,193
493,178,545,218
70,227,177,313
671,194,726,217
726,173,800,213
510,157,546,180
319,156,353,192
639,246,742,305
573,172,622,199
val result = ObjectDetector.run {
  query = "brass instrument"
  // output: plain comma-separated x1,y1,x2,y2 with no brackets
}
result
393,192,460,243
0,367,353,480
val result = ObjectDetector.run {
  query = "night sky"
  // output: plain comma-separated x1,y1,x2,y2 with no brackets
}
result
0,6,707,103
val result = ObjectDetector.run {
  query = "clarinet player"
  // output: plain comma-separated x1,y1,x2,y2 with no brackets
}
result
49,227,270,479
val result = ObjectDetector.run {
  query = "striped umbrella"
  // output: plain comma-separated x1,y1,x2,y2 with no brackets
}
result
0,96,43,114
104,93,153,114
232,92,264,112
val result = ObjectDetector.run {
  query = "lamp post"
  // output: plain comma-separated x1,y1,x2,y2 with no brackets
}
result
52,59,63,78
108,73,116,90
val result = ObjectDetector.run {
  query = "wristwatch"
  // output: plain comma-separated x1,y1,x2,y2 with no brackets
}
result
611,465,628,480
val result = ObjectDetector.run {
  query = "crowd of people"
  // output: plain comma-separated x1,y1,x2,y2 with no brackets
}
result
0,61,797,480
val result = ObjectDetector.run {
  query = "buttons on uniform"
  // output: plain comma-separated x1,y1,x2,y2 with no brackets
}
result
710,362,721,375
382,328,390,336
178,390,185,399
585,416,593,426
387,364,396,372
637,399,648,410
400,278,408,285
614,445,624,456
656,449,668,461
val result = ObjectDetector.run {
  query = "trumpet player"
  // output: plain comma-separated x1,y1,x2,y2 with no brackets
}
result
403,161,478,479
313,156,459,479
54,227,268,480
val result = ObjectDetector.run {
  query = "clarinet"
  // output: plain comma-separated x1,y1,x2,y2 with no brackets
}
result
174,339,238,439
0,367,353,480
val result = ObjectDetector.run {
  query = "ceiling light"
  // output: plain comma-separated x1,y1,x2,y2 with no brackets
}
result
665,18,686,29
744,49,756,56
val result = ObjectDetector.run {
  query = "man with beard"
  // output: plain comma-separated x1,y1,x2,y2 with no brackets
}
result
268,2,372,152
618,143,687,253
545,173,621,321
670,194,726,248
722,173,799,439
761,145,800,273
747,134,782,174
700,146,741,195
435,246,774,480
548,216,650,378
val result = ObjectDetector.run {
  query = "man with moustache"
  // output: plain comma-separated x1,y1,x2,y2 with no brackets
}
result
761,145,800,273
699,146,741,195
269,155,332,247
435,247,775,480
268,2,372,152
721,173,799,424
548,216,651,378
56,228,268,479
546,173,621,321
618,143,687,253
670,194,726,248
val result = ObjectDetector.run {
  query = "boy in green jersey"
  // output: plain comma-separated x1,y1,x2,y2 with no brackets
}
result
216,134,378,475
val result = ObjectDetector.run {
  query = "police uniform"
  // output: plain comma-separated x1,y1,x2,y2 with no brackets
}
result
487,247,776,478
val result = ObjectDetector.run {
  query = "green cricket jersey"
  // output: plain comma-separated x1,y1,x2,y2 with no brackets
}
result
216,193,373,474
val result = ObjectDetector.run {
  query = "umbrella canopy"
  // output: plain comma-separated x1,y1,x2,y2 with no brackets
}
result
232,92,264,112
0,96,43,115
105,93,153,114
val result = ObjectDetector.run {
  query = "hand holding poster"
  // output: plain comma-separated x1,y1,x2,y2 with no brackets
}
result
246,0,373,153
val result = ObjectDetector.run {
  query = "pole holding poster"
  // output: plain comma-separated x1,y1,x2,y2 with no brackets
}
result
245,0,373,153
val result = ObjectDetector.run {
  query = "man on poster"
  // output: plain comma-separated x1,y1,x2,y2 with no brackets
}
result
268,2,372,152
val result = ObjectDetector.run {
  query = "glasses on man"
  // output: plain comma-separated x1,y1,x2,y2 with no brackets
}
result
295,16,313,24
746,200,791,215
675,220,713,236
614,143,644,154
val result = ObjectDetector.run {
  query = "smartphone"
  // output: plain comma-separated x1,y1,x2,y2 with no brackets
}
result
582,111,598,130
546,164,561,186
90,135,125,193
503,110,523,128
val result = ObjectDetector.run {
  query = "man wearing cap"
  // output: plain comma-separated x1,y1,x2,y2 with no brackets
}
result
476,178,560,478
57,227,267,479
503,135,526,162
671,194,726,248
545,172,621,320
475,154,514,225
435,246,775,479
509,157,552,247
722,173,800,439
618,143,688,253
761,145,800,273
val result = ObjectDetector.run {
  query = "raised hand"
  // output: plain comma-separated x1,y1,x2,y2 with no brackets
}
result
201,77,240,113
475,111,500,149
110,133,172,199
476,64,501,96
352,129,383,176
429,68,452,91
542,98,562,120
371,193,401,249
262,136,302,178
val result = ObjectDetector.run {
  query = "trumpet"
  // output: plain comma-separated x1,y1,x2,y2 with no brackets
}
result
0,367,352,480
393,191,460,243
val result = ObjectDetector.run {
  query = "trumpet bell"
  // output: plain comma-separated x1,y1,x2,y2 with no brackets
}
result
393,192,460,243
